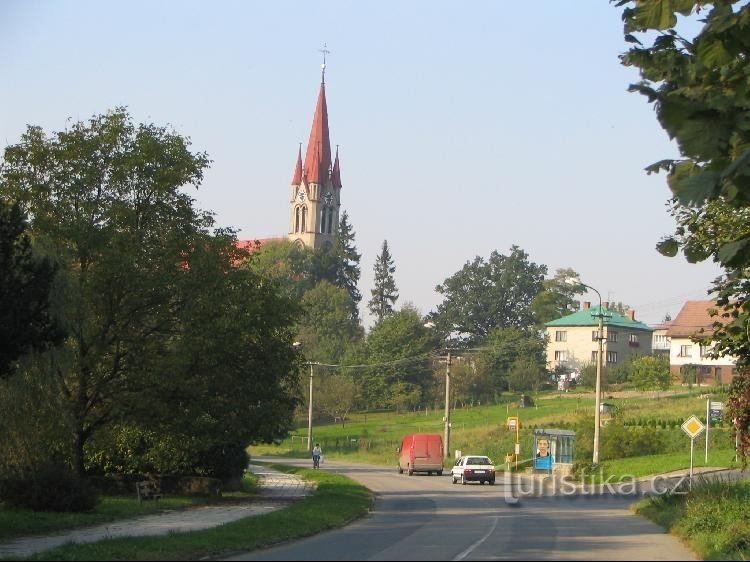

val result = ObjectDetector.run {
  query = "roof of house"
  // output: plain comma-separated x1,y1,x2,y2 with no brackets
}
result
235,237,287,254
667,300,731,338
545,305,653,331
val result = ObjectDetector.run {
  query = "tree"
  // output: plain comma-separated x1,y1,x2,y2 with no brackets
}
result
368,240,399,323
0,109,300,479
430,246,546,345
296,280,363,365
629,355,671,391
316,374,357,427
507,357,548,393
244,239,315,300
474,326,547,393
531,267,585,325
614,0,750,460
311,211,362,321
0,201,64,377
358,305,436,409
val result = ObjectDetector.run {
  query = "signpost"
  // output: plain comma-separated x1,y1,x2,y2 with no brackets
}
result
507,416,520,469
706,400,723,463
681,415,706,489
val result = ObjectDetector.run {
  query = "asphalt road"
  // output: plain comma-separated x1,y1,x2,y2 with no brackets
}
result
225,458,697,561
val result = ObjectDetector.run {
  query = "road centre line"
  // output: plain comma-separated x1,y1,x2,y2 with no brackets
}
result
452,516,499,561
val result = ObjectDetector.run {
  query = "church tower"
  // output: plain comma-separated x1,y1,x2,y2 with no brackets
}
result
288,57,342,249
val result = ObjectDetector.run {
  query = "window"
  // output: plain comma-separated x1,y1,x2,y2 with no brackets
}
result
555,350,569,362
555,331,567,342
301,207,307,232
295,207,301,233
592,330,599,341
680,345,692,358
607,351,618,363
700,345,710,358
608,330,618,343
629,333,639,347
327,208,334,233
591,351,598,363
320,208,327,233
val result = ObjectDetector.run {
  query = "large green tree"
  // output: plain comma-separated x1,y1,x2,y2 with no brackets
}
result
0,201,64,377
0,109,300,477
615,0,750,459
474,326,547,393
357,305,436,409
244,239,315,300
531,267,585,325
430,246,546,345
296,280,363,365
311,211,362,320
368,239,399,323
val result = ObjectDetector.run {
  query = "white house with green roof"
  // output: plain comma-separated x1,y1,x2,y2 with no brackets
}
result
545,303,654,374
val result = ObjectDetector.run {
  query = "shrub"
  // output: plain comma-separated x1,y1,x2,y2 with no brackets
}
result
0,461,99,512
600,423,666,460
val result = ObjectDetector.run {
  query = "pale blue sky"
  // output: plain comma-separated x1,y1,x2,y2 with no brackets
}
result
0,1,721,327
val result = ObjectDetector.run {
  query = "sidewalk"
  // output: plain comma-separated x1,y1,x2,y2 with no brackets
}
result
0,464,315,559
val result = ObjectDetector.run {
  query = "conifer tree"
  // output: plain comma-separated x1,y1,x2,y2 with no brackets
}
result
368,239,399,323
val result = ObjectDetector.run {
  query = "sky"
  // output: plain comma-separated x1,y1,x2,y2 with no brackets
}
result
0,0,722,329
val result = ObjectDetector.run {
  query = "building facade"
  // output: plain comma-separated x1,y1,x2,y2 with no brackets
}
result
667,300,736,384
545,303,654,374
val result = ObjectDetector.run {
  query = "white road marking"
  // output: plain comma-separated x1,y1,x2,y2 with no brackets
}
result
452,516,499,561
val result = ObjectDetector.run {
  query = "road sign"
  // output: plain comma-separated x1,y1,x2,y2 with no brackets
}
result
709,401,723,422
681,415,705,439
507,416,519,431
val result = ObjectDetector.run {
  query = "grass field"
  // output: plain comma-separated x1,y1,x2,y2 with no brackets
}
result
251,387,739,478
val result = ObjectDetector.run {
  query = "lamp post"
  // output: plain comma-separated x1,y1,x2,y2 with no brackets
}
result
581,282,605,466
293,342,315,453
566,280,606,465
444,350,452,460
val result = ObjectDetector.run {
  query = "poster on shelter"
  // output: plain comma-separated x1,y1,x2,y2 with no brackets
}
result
534,436,553,470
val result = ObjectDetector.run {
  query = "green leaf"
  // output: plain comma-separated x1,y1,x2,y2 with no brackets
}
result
673,170,721,204
656,238,680,257
718,237,750,267
645,159,676,174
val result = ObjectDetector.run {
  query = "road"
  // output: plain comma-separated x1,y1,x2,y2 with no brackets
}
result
225,458,697,561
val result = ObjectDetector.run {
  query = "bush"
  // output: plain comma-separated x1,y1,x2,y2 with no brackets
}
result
0,461,99,512
600,423,665,460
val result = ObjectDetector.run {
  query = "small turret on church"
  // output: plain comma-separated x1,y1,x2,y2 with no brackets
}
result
288,61,342,250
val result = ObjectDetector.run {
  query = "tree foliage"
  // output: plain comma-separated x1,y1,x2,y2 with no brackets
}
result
474,326,547,393
357,305,436,409
0,108,300,479
430,246,546,345
0,201,64,377
531,267,584,325
368,239,399,323
312,211,362,320
615,0,750,460
629,354,672,390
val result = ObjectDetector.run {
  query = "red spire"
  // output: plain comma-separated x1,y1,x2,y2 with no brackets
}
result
331,145,342,188
303,81,331,184
291,144,302,185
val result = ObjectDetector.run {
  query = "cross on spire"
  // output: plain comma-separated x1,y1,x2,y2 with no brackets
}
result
319,43,330,83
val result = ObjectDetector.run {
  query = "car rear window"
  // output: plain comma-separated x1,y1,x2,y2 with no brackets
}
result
468,457,491,465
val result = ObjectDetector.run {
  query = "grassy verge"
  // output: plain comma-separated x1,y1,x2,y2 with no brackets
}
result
594,449,740,482
0,473,259,542
15,465,372,561
634,476,750,560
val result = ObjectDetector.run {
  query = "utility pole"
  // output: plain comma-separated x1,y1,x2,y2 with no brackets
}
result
594,307,604,465
307,362,314,452
444,351,452,459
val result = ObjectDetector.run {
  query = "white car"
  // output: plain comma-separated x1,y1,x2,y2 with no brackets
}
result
451,455,496,485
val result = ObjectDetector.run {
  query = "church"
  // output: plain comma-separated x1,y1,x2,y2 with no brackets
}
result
237,60,342,252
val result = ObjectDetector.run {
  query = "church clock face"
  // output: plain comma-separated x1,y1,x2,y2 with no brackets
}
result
324,191,334,206
297,189,305,202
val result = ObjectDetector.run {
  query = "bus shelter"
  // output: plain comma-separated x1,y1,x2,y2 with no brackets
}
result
533,429,575,474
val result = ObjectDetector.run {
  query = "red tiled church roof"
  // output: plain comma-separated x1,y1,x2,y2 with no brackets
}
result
235,237,286,254
291,145,303,185
303,81,331,184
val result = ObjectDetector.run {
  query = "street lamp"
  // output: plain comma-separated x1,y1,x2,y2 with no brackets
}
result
566,279,605,465
293,342,315,453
